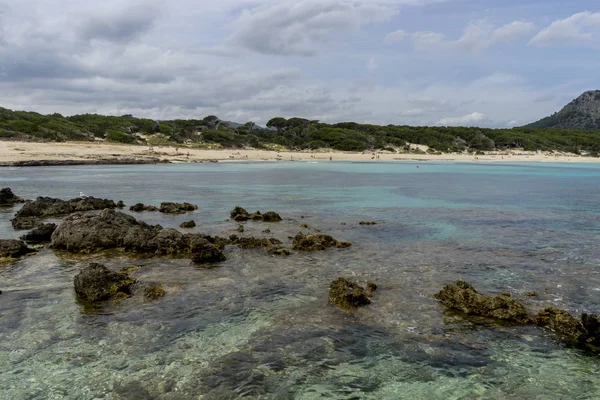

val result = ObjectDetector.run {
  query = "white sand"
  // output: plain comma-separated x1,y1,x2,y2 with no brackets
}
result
1,140,598,164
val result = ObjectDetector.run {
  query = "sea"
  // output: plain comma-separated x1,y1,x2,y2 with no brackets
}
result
1,161,600,399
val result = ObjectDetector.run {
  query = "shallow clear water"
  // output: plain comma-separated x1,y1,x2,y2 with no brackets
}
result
1,161,600,399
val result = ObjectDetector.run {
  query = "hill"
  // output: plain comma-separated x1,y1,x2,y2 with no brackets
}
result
1,106,600,156
526,91,600,130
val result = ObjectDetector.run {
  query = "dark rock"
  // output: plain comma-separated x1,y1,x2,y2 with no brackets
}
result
262,229,271,234
236,224,245,233
230,206,249,220
0,239,36,258
180,220,196,228
129,203,159,212
231,236,282,249
292,232,351,251
14,196,117,223
159,202,198,214
329,278,373,309
11,216,42,230
73,263,136,303
20,223,57,244
359,221,377,225
366,282,378,292
144,285,165,299
190,239,227,264
535,308,600,346
434,281,530,324
262,211,282,222
148,229,188,255
116,200,125,208
268,247,291,256
526,291,538,297
0,188,24,206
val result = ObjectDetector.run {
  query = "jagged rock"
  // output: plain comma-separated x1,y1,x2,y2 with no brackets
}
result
73,263,136,303
190,239,227,264
159,202,198,214
11,216,42,230
230,207,282,222
292,232,351,251
434,281,530,324
262,212,282,222
20,223,57,244
0,188,24,206
0,239,35,258
144,285,165,299
180,220,196,228
535,308,600,346
129,203,159,212
116,200,125,208
268,247,291,256
328,278,376,309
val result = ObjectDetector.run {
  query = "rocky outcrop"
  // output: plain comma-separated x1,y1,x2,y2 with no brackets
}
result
0,188,24,206
229,235,282,249
180,220,196,228
0,239,36,259
129,203,159,212
159,202,198,214
20,223,57,244
73,263,136,303
12,196,117,230
535,308,600,347
292,232,351,251
144,285,165,299
116,200,125,208
329,278,376,309
190,239,227,264
434,281,530,324
230,207,282,222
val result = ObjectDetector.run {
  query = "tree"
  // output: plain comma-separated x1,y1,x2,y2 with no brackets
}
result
266,117,287,133
202,115,221,130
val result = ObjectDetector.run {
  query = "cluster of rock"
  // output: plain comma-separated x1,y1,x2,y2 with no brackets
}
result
130,202,198,213
74,263,136,303
230,207,282,222
12,196,117,229
328,278,377,309
0,188,25,206
292,232,351,251
435,281,600,348
0,239,35,259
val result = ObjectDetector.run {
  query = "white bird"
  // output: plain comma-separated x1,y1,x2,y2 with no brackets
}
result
79,191,88,199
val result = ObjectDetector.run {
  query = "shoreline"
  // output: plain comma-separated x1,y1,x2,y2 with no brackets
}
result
1,140,600,167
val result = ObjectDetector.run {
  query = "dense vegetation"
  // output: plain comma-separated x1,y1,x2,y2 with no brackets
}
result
1,106,600,155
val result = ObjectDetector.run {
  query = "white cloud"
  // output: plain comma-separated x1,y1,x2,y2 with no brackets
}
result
384,29,405,43
225,0,398,56
530,11,600,46
410,20,534,52
437,112,487,126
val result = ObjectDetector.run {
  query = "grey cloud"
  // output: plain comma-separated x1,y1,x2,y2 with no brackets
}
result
225,0,398,56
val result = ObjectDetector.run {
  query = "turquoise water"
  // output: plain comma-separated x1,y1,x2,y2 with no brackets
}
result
1,161,600,399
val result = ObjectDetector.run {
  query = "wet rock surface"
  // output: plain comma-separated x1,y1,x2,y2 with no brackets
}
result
0,188,24,206
230,206,282,222
329,278,376,309
359,221,377,225
159,202,198,214
0,239,36,258
11,216,43,230
179,220,196,228
144,285,166,299
20,223,57,244
535,308,600,347
292,232,351,251
434,281,530,324
129,203,159,212
73,263,136,303
229,235,282,249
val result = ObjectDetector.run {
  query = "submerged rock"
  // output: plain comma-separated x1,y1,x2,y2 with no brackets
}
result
434,281,530,324
159,202,198,214
129,203,159,212
268,247,291,256
180,220,196,228
20,223,57,244
0,188,24,206
535,308,600,346
236,224,244,233
359,221,377,225
262,212,282,222
230,235,282,249
73,263,136,303
0,239,35,258
292,232,351,251
144,285,166,299
329,278,376,309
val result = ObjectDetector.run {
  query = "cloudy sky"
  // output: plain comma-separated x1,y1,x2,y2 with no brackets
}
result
0,0,598,127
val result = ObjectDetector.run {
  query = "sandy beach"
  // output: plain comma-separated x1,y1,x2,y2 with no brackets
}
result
1,140,599,166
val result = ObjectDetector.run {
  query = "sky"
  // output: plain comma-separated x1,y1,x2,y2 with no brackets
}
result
0,0,598,127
